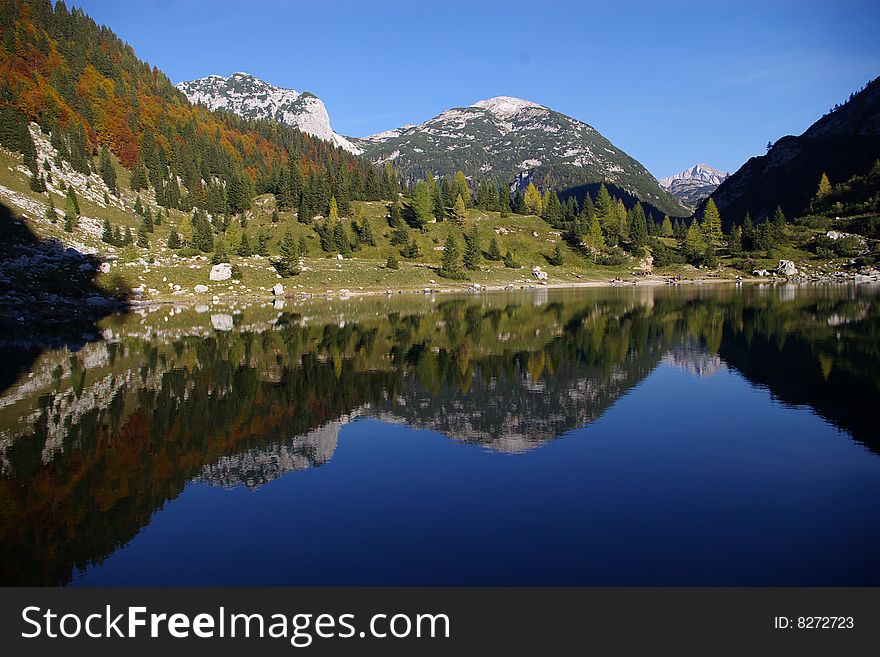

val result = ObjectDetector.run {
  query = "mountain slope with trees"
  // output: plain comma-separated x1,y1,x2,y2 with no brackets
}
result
708,76,880,225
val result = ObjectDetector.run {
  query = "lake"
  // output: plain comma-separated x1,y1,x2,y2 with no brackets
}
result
1,283,878,586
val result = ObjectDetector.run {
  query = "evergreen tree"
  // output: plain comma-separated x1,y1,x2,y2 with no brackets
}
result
541,189,563,226
741,212,754,251
464,226,481,270
701,198,723,246
137,224,149,248
63,212,75,232
134,195,143,215
44,196,57,223
278,229,298,276
65,187,80,216
212,236,229,264
682,222,706,264
498,184,511,217
452,171,470,207
123,226,133,245
328,197,339,222
503,250,521,268
452,194,467,226
167,230,181,249
391,224,410,246
547,241,565,266
583,213,605,253
360,216,376,246
486,236,503,261
523,182,542,215
237,232,252,257
386,254,400,270
729,225,743,258
256,231,270,257
388,198,404,228
627,202,648,256
297,235,308,258
410,180,434,228
660,215,674,237
815,172,832,200
99,145,117,193
102,218,114,244
142,208,154,233
130,160,148,191
439,232,462,276
400,234,422,258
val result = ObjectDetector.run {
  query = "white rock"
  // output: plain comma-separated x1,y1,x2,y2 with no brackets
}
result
211,314,233,331
777,260,798,277
272,283,284,296
209,263,232,281
336,253,345,260
194,284,209,293
98,262,111,274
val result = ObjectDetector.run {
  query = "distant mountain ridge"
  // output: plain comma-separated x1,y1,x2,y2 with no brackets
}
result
708,76,880,223
176,73,362,154
352,95,688,216
659,163,728,209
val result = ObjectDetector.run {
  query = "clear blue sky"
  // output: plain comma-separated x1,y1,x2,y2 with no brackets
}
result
74,0,880,178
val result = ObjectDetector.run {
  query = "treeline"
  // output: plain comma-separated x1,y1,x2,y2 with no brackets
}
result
0,0,388,217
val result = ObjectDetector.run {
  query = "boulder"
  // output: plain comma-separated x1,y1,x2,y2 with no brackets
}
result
98,262,111,274
211,314,233,331
209,263,232,281
777,260,798,277
532,266,548,281
271,283,284,297
194,284,209,293
336,253,345,260
752,269,770,277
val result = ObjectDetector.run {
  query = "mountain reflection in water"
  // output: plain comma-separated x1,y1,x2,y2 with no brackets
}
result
0,284,878,585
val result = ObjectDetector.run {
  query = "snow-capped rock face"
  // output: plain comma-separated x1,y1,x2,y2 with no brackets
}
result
176,72,362,154
659,164,728,209
353,96,686,217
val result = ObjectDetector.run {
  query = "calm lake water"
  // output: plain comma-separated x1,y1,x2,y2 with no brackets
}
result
1,284,878,586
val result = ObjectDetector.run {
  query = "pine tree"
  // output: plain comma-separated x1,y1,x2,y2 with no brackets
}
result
333,220,351,256
410,181,434,228
440,233,462,276
63,213,75,232
660,215,674,237
627,202,649,255
328,197,339,222
212,236,228,264
682,222,706,264
498,184,511,217
583,213,605,253
167,230,181,248
523,182,542,215
137,224,149,248
123,226,133,245
386,254,400,270
486,236,503,261
360,217,376,246
452,171,470,207
279,229,298,276
402,236,422,259
297,235,308,258
548,241,565,266
65,187,80,216
503,250,520,268
815,172,832,200
729,225,743,258
701,198,723,246
464,226,481,270
142,208,154,233
45,197,57,223
237,232,251,257
102,218,114,244
452,194,467,226
99,145,117,193
541,189,563,226
272,209,279,223
741,212,754,251
389,198,404,228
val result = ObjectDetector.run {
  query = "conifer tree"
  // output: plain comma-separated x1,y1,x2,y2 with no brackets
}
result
212,236,228,264
815,172,832,200
65,187,80,216
297,235,308,258
123,226,133,245
63,213,75,232
272,209,279,223
137,224,149,248
278,229,298,276
503,250,520,268
486,236,503,261
237,232,251,257
386,254,400,269
134,195,143,215
464,226,481,270
729,225,743,258
167,230,181,249
548,241,565,266
440,232,462,276
45,197,57,223
102,218,114,244
628,202,648,256
402,235,422,259
329,197,339,222
523,182,542,215
452,194,467,226
389,198,404,228
741,212,754,250
410,181,434,228
99,145,117,193
452,171,470,207
701,198,723,246
498,184,511,217
583,213,605,253
660,215,674,237
682,222,706,264
360,217,376,246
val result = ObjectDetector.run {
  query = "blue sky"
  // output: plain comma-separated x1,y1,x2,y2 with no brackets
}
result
74,0,880,178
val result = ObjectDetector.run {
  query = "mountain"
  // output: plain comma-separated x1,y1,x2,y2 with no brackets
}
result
659,164,728,209
708,76,880,224
176,73,362,154
351,96,688,217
